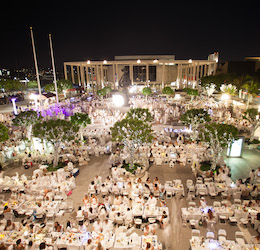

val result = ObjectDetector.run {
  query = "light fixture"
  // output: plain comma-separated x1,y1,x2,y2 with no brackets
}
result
87,60,91,64
153,59,158,63
129,86,137,94
11,98,18,115
221,93,230,101
175,94,180,100
112,94,125,107
103,60,107,64
137,59,141,64
188,59,192,63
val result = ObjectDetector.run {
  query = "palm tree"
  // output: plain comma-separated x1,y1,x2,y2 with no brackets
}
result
241,76,259,108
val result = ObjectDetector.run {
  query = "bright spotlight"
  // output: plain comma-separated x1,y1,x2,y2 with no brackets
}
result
129,86,136,94
29,93,36,100
112,94,125,107
221,93,230,101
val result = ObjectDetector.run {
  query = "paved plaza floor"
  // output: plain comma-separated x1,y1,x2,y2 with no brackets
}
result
3,147,260,249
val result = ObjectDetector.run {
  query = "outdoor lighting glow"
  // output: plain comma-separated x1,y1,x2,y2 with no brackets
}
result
221,93,230,101
103,60,107,64
137,59,141,64
29,93,36,100
153,59,158,63
129,86,137,94
112,94,125,107
87,60,91,64
175,94,180,100
188,59,192,63
208,242,218,249
227,138,243,157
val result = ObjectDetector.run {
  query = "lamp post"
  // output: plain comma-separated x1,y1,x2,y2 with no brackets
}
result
11,98,17,115
49,33,59,104
30,27,43,112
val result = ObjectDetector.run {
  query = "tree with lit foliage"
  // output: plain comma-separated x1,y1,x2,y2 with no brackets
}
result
180,108,211,141
200,123,238,170
33,119,79,167
70,112,91,141
220,84,237,96
183,88,199,101
0,79,27,93
162,86,174,100
12,111,42,141
110,108,154,169
45,79,73,98
0,123,9,143
142,87,152,101
243,108,260,142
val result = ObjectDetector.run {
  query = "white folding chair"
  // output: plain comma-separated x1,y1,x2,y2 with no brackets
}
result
218,229,227,241
166,191,172,199
188,202,196,207
191,229,200,240
235,231,245,245
213,201,221,208
206,231,215,239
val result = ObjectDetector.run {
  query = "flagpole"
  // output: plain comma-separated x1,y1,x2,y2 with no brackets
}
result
30,27,43,111
49,33,59,103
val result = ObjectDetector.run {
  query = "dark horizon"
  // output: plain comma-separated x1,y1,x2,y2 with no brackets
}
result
1,2,259,71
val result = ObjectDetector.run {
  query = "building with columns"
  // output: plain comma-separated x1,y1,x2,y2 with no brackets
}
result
63,53,218,91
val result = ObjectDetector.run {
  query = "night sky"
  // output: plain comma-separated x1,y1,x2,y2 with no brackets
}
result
1,1,259,71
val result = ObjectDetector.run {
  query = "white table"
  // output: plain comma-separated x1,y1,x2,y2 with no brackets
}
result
114,233,141,249
141,235,158,249
181,207,203,221
190,238,239,250
196,184,208,196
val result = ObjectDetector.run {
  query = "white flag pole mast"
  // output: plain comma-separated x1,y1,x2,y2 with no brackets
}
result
49,33,59,103
30,27,43,111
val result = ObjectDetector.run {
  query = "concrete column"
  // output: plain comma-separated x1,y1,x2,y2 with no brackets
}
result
86,66,90,91
179,63,183,88
146,64,149,86
193,64,196,88
116,64,119,88
104,66,107,86
185,66,188,86
96,65,100,90
130,64,134,85
200,65,203,78
162,63,165,89
112,64,115,89
71,65,75,83
64,64,68,80
80,65,85,89
89,66,92,87
196,62,200,86
101,64,104,88
77,66,81,86
203,64,206,76
213,62,217,75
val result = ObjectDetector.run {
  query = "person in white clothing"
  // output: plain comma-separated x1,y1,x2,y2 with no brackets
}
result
102,219,113,234
135,195,144,205
93,220,103,233
78,221,87,234
147,195,157,206
124,208,133,227
113,196,121,205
